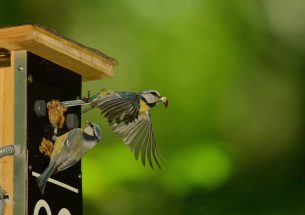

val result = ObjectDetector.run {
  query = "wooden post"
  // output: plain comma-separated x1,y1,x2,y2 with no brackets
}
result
0,52,14,215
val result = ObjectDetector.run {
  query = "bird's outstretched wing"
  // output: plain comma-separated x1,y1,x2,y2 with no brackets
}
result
91,92,140,124
110,111,161,169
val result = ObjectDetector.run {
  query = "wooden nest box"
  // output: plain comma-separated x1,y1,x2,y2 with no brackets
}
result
0,24,117,215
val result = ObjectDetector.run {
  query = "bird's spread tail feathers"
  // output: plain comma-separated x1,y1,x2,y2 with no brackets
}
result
36,162,56,194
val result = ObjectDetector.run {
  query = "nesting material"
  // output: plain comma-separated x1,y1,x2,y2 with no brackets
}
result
39,138,54,157
47,100,67,128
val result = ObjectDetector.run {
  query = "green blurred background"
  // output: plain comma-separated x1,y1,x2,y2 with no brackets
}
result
2,0,305,214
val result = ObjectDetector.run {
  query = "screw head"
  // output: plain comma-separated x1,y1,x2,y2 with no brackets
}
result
18,65,24,71
27,74,33,83
28,165,32,171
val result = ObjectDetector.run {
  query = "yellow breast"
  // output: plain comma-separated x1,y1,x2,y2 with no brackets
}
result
139,99,150,113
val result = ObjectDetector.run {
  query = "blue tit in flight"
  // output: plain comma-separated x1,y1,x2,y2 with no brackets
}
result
37,122,102,194
62,90,168,169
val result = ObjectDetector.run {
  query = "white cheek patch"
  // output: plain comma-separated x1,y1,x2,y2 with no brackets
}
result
84,127,94,136
143,94,158,103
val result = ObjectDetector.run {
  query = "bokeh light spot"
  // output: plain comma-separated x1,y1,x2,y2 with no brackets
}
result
161,140,233,193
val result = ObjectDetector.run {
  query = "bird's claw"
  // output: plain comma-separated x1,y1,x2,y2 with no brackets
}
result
82,105,95,113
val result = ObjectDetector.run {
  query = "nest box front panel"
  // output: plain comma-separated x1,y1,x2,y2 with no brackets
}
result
27,52,83,215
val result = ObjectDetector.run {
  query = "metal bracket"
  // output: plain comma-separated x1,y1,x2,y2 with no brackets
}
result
13,50,27,215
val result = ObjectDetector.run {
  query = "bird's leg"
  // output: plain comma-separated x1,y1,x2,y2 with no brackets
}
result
82,90,93,103
82,90,98,114
52,127,58,141
52,135,58,141
82,105,95,113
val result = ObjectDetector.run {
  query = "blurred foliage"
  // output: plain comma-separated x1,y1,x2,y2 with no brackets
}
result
2,0,305,214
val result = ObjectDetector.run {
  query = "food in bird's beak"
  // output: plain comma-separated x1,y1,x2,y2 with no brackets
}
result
160,96,168,108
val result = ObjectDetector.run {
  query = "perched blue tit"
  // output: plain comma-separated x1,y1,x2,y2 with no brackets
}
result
37,122,102,194
62,90,168,168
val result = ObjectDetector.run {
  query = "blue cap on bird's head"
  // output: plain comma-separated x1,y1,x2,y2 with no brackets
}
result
84,121,102,141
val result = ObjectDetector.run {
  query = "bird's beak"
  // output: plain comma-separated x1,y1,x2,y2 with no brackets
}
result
159,97,168,108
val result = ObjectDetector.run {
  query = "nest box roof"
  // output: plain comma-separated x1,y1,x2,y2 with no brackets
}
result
0,24,118,81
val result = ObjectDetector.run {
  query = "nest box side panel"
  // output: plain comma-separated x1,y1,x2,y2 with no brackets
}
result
27,52,83,215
